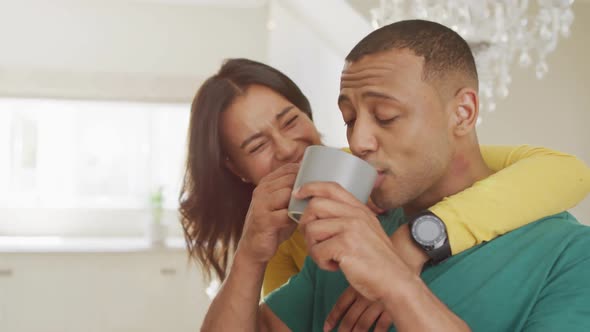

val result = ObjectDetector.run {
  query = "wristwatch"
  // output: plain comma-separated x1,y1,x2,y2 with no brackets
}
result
408,211,451,265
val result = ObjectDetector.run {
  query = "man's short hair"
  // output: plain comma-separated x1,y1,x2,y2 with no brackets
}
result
346,19,479,92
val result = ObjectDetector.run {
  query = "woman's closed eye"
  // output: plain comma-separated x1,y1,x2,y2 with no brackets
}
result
249,141,268,154
282,115,299,129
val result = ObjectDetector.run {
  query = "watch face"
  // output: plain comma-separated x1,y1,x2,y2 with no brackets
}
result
412,215,446,248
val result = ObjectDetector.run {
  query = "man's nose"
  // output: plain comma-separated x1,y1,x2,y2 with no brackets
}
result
348,117,378,159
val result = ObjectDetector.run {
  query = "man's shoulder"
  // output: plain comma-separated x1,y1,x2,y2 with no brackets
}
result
529,211,589,237
457,212,590,271
523,212,590,260
551,212,590,249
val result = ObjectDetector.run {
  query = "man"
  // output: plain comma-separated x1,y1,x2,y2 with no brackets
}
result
201,20,590,331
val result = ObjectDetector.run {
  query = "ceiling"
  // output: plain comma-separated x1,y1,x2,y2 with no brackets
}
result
346,0,590,23
117,0,267,7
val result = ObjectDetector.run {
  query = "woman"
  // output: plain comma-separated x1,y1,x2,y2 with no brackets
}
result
179,58,589,297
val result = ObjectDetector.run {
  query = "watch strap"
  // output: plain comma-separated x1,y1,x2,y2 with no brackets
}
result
428,233,451,265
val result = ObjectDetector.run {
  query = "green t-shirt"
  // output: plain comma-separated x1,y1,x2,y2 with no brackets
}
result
264,209,590,331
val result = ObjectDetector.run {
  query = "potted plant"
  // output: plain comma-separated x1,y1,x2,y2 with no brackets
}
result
146,186,166,246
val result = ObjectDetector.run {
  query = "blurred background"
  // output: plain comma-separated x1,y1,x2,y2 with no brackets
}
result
0,0,588,331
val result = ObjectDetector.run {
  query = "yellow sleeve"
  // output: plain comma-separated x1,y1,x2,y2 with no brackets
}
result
430,145,590,255
262,238,300,297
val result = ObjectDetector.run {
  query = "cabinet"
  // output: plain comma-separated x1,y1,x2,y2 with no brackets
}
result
0,249,211,332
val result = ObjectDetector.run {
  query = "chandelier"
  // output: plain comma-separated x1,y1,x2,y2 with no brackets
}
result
370,0,575,122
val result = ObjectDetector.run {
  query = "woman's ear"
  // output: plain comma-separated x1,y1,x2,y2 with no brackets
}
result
224,157,250,183
451,88,479,137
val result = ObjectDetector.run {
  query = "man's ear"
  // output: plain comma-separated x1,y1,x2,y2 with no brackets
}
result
224,157,250,183
451,88,479,137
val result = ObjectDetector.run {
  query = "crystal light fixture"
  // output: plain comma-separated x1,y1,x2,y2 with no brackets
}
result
370,0,575,121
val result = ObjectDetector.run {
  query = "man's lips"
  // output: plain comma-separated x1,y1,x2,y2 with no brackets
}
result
373,170,386,189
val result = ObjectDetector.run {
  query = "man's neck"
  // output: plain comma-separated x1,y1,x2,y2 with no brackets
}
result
404,145,493,216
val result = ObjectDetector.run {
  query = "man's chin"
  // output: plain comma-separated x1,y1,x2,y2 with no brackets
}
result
371,192,399,211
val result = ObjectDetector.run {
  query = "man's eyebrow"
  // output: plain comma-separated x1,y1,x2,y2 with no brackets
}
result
361,91,400,103
338,91,400,106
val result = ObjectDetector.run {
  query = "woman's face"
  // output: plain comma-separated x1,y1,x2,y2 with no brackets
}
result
220,84,321,185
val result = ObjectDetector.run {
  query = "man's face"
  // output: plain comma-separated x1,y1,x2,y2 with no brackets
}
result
338,48,454,210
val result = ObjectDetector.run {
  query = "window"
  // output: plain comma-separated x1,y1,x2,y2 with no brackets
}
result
0,98,190,236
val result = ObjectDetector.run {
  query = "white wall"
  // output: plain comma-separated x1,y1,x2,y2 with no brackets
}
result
477,1,590,222
0,0,268,101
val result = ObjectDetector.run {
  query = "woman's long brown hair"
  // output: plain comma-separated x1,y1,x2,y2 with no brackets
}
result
179,58,313,281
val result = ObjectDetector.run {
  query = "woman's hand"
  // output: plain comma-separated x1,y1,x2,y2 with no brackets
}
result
324,287,393,332
237,163,300,265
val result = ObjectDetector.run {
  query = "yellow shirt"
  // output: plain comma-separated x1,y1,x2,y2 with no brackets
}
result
262,145,590,296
